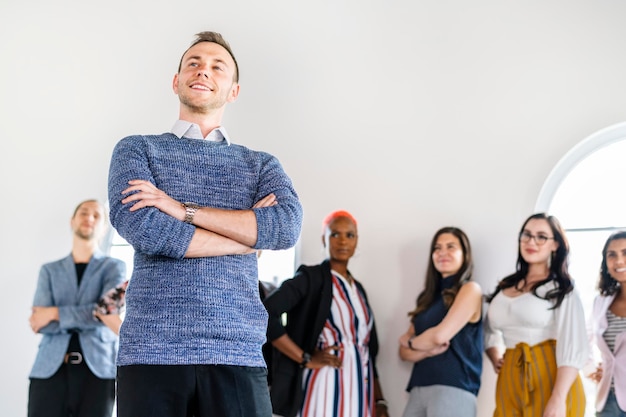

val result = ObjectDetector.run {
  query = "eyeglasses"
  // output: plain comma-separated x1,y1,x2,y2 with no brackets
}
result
519,231,555,246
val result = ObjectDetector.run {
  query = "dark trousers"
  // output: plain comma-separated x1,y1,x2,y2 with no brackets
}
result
28,362,115,417
117,364,272,417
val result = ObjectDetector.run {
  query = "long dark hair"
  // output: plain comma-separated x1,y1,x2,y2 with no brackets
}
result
598,230,626,296
487,213,573,308
408,227,473,318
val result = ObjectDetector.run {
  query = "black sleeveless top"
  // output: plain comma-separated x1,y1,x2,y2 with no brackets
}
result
406,275,483,395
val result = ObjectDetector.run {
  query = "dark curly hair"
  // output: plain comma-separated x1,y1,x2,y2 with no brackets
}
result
597,230,626,296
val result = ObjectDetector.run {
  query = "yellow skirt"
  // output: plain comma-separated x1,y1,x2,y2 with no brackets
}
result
494,339,585,417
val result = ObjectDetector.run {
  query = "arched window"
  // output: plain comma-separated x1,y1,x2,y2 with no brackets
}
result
536,122,626,309
535,121,626,415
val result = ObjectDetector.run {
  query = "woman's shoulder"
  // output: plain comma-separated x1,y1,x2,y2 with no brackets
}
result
296,261,329,275
458,280,483,297
591,292,614,310
291,261,332,286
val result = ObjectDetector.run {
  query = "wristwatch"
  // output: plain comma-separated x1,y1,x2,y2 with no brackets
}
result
182,202,200,224
300,352,312,368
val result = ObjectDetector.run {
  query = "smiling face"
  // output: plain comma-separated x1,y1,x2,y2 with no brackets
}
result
70,201,104,241
322,216,358,264
605,238,626,285
432,233,464,278
173,41,240,115
519,218,559,265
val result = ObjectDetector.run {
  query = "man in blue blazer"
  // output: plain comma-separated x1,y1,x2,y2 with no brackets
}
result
28,199,126,417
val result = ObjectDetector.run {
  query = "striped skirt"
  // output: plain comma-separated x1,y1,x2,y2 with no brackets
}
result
494,339,585,417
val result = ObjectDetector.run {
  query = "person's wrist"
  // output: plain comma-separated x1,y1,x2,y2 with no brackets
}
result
408,336,417,351
299,351,312,368
182,202,200,224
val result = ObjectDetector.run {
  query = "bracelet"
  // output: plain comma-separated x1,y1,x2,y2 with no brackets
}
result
408,336,417,351
300,352,312,368
376,399,388,407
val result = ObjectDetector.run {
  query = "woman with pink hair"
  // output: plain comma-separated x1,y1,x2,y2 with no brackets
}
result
264,210,388,417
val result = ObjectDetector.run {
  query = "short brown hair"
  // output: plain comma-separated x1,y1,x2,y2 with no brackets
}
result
72,199,100,218
177,31,239,82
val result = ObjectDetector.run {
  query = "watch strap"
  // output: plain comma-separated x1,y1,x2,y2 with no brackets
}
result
182,202,200,224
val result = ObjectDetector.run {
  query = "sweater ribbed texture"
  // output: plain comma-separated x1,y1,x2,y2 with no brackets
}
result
108,133,302,367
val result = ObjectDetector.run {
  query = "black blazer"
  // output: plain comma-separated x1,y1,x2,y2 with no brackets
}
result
263,260,380,417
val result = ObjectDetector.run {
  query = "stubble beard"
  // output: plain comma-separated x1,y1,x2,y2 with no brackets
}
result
74,228,96,241
178,84,229,115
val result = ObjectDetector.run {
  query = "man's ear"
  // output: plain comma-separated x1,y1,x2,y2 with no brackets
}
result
172,74,179,95
227,83,240,103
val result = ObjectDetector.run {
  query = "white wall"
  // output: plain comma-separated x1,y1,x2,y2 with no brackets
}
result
2,1,626,415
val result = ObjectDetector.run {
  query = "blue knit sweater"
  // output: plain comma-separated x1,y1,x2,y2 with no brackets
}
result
108,133,302,367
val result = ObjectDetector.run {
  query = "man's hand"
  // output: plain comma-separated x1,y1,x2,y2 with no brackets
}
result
121,180,186,221
122,179,277,220
95,312,122,335
29,306,59,333
252,193,277,208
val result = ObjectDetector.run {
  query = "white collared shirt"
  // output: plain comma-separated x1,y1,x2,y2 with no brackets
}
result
171,120,231,145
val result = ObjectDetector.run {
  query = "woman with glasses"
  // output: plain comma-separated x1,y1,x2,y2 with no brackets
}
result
485,213,588,417
586,231,626,417
398,227,483,417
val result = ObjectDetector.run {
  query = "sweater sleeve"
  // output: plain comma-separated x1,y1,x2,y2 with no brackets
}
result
108,136,195,258
252,153,302,250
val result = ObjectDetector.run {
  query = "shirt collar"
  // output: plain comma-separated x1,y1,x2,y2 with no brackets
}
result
171,120,231,145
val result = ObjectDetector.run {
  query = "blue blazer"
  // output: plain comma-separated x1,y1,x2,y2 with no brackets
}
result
29,252,126,379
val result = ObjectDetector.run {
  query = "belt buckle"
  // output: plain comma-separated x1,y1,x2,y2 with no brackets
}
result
65,352,83,365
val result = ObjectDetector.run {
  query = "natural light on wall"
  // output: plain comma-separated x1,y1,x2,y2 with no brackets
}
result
536,122,626,416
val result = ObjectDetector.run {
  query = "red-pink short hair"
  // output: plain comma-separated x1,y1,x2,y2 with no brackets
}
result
322,210,357,232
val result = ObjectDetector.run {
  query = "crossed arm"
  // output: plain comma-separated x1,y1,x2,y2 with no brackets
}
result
94,312,123,335
399,281,483,362
120,179,277,258
29,306,59,333
398,323,450,362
